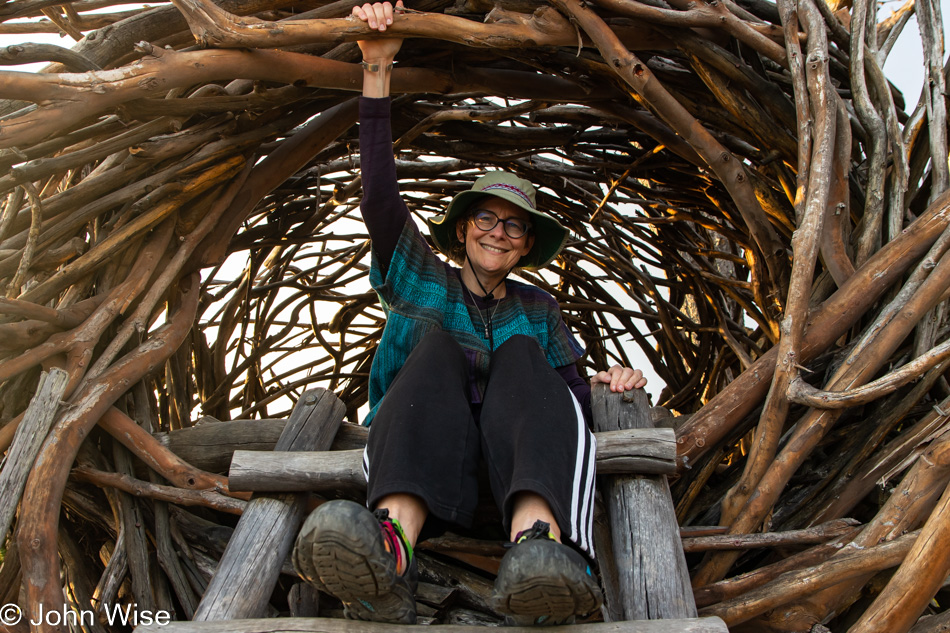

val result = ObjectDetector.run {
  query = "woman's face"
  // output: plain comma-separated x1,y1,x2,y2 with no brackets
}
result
456,197,535,278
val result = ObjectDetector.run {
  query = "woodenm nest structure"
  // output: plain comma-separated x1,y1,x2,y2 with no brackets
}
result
2,0,950,630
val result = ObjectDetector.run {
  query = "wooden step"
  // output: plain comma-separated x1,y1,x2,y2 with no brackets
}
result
226,426,679,493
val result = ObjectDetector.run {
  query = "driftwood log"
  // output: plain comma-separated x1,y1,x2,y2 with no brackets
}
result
227,426,680,492
1,0,950,631
593,384,695,621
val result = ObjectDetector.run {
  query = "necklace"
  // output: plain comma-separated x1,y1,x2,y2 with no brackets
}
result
465,285,502,346
462,262,509,348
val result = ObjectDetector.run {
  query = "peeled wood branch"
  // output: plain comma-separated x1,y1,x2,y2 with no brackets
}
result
85,157,252,382
850,476,950,632
768,413,950,629
0,220,176,387
917,0,950,200
850,0,889,266
0,43,101,71
2,116,181,196
98,407,238,496
696,227,950,585
681,518,859,552
591,0,788,65
698,531,918,626
7,181,43,297
552,0,790,310
814,392,950,520
819,103,855,285
18,272,200,630
805,373,950,526
170,1,581,50
677,190,950,467
718,0,835,530
0,48,608,151
692,529,861,607
0,295,101,330
17,155,243,307
0,368,68,545
71,467,247,515
787,337,950,408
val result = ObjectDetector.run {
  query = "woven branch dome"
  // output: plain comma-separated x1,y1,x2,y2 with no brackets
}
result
2,0,950,630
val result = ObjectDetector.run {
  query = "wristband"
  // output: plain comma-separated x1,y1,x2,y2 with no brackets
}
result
361,61,393,73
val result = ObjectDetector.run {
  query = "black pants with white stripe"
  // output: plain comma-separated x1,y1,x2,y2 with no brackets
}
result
363,330,597,558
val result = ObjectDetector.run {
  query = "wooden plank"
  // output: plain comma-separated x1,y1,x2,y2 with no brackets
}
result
192,388,345,621
591,385,697,621
0,368,69,543
135,615,729,632
228,427,678,492
229,449,364,492
163,422,677,476
596,428,678,474
155,419,368,473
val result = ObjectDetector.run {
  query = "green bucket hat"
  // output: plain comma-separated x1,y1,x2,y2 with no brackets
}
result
426,172,569,269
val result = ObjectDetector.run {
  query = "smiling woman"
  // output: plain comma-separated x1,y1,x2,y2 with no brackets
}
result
288,2,647,626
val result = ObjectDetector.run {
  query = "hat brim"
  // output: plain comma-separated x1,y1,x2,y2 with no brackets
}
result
427,190,568,269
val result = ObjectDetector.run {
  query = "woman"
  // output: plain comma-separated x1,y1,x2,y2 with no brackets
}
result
293,2,647,625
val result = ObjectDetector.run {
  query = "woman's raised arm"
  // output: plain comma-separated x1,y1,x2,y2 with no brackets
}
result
354,1,410,272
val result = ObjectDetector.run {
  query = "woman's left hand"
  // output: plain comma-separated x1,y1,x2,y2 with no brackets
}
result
591,365,647,392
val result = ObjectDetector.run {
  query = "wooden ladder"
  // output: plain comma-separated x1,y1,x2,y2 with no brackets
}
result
135,386,727,633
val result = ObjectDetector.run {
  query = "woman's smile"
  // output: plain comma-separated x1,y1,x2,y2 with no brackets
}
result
479,241,510,255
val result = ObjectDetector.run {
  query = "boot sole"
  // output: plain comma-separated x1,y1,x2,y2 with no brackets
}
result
493,540,602,625
293,500,416,624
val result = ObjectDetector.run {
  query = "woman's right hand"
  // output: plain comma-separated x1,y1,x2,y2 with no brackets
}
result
353,1,405,63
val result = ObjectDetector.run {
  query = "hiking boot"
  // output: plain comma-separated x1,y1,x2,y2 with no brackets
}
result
293,499,417,624
492,520,602,626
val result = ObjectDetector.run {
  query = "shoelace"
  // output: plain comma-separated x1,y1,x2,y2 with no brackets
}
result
511,519,596,582
511,519,557,546
374,508,413,576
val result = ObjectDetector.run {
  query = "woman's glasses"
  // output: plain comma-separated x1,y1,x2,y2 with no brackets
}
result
471,209,532,239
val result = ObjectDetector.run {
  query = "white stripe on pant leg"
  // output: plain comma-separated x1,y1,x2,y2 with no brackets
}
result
362,445,370,481
569,390,596,557
583,430,597,558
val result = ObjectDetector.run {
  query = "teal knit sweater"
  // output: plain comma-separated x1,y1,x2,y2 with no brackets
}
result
364,218,584,425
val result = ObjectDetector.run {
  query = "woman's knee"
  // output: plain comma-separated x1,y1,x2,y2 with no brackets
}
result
491,334,545,367
413,329,463,359
393,329,467,388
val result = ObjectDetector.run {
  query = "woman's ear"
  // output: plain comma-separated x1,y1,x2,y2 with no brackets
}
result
456,218,468,243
